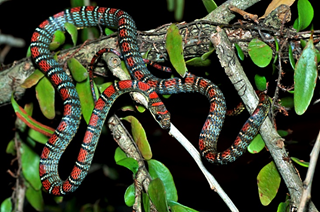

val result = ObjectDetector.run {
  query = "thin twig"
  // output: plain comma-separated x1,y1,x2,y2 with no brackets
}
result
210,26,318,212
102,51,238,212
297,131,320,212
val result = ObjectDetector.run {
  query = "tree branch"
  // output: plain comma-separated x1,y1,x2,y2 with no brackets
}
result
210,26,318,212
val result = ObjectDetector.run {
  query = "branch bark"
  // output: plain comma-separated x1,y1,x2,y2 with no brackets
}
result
210,26,318,212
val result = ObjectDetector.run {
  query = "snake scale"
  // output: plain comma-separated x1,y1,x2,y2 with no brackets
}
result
30,6,270,195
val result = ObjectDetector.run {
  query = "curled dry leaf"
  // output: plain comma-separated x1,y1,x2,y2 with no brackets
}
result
260,0,295,19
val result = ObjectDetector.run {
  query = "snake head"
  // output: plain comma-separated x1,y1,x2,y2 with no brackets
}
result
149,102,171,130
155,111,171,130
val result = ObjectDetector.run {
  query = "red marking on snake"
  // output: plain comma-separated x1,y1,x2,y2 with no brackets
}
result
78,149,88,163
71,7,81,12
104,85,116,98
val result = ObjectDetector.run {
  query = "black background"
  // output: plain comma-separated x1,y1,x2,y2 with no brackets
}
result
0,0,319,211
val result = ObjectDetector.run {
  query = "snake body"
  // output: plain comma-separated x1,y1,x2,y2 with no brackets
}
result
30,6,270,195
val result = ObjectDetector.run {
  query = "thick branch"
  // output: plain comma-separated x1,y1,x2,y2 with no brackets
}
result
1,20,317,106
210,26,318,212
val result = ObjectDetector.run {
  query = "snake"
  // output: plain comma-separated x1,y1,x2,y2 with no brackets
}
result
30,6,270,195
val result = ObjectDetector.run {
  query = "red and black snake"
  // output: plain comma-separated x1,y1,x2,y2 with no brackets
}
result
30,6,270,195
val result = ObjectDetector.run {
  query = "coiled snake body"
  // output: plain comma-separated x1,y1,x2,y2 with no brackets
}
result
30,6,270,195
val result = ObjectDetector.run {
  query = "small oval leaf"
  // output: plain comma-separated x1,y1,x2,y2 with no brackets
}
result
148,178,169,212
116,158,139,174
49,30,65,50
166,24,187,77
293,0,314,32
254,74,267,91
279,96,294,108
123,116,152,160
64,22,78,46
185,57,211,67
67,58,89,82
21,69,44,89
35,77,55,119
257,161,281,206
294,37,317,115
0,198,12,212
202,0,218,13
168,201,198,212
234,43,244,61
174,0,184,21
21,142,42,190
76,77,95,124
147,159,178,202
248,134,265,154
105,28,115,36
26,184,44,211
248,38,273,68
124,184,135,207
28,128,49,144
114,147,128,163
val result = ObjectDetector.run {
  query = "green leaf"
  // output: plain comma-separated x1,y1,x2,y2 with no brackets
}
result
97,81,113,94
291,157,309,167
123,116,152,160
247,134,265,154
167,0,174,12
248,38,273,68
35,76,55,119
202,0,218,13
11,94,54,137
277,130,289,137
28,128,48,144
21,142,42,190
6,140,16,156
294,36,317,115
81,27,99,41
76,77,95,124
136,105,146,113
26,184,44,211
148,178,169,212
185,57,211,67
64,22,78,46
124,184,135,207
116,158,139,174
257,161,281,206
273,37,279,63
71,0,84,7
168,201,199,212
288,44,295,70
166,24,187,77
114,147,128,163
147,159,178,202
279,96,294,108
67,58,89,82
234,43,244,61
254,74,267,91
26,46,31,57
21,69,44,89
174,0,184,21
293,0,314,31
105,28,115,36
142,192,150,212
0,198,12,212
277,201,290,212
49,30,65,51
201,46,214,60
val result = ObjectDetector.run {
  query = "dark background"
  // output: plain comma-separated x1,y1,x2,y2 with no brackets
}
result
0,0,319,211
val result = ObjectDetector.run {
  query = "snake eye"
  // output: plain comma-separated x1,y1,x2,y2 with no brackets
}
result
155,114,162,121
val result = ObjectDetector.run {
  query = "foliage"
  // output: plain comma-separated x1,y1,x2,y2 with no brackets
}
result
2,0,318,211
